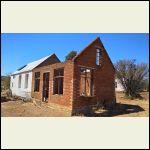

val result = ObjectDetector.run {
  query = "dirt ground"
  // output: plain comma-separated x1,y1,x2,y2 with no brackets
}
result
113,91,149,117
1,92,149,117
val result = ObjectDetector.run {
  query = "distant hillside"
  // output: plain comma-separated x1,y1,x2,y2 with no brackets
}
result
1,75,10,91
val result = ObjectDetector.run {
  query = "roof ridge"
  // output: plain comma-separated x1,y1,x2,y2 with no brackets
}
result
27,54,51,64
11,54,53,75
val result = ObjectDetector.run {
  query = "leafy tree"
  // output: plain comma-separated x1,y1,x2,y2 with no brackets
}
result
65,50,77,61
115,59,149,99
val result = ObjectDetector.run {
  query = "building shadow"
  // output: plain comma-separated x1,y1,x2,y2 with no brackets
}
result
84,103,145,117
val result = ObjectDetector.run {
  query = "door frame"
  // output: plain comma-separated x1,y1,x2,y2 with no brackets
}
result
42,72,50,102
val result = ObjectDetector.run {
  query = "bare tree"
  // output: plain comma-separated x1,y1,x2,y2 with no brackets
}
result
115,59,149,99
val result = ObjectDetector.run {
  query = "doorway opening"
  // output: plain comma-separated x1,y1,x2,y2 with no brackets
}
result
43,72,49,102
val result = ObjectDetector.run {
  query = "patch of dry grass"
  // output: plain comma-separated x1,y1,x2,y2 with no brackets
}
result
1,94,71,117
114,91,149,117
1,91,149,117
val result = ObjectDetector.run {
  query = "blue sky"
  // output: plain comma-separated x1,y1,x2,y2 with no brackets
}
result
1,33,149,75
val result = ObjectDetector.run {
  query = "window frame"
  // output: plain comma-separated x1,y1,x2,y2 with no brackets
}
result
34,72,40,92
53,68,64,95
96,48,101,66
24,74,29,89
18,75,22,88
80,67,93,97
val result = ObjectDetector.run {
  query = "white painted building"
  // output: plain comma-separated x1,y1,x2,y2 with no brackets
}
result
10,54,60,98
115,78,124,92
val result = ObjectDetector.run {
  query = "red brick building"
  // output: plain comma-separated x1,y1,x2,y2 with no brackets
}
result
31,37,116,115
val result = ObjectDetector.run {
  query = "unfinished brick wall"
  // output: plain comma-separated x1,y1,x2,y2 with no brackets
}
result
72,38,116,113
31,61,74,111
31,37,116,116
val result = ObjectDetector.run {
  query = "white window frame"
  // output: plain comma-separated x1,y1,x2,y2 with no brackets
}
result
18,75,22,88
24,74,29,89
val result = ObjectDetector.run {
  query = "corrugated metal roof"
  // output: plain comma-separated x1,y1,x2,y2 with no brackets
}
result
12,55,51,75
